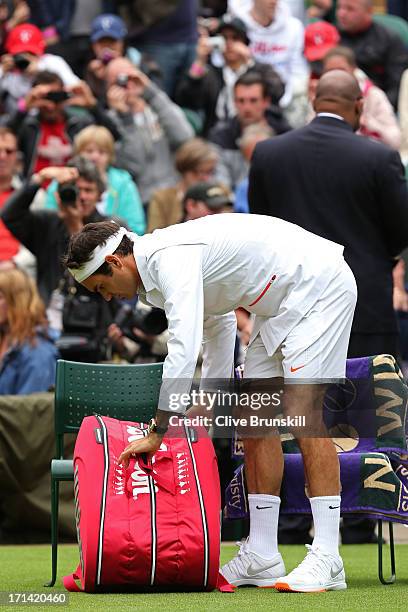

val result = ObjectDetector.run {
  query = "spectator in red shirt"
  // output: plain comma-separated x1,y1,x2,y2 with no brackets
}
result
6,69,120,179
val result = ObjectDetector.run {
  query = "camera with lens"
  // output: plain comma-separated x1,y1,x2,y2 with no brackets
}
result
207,35,226,53
44,90,71,103
116,73,129,88
115,303,167,339
13,54,30,71
58,182,78,207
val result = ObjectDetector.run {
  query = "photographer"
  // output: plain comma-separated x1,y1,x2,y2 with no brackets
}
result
0,157,120,361
175,15,285,136
6,70,120,178
108,301,168,364
105,57,194,207
0,157,118,304
85,13,162,105
0,22,79,115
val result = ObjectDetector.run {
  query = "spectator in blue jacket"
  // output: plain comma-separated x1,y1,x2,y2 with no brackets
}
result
0,267,58,395
44,125,146,235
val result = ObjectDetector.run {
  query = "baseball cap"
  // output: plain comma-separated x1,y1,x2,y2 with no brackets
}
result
91,14,128,42
184,181,234,209
304,21,340,62
217,14,249,44
5,24,45,56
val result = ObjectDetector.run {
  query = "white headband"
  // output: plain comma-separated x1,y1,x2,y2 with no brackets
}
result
68,227,129,283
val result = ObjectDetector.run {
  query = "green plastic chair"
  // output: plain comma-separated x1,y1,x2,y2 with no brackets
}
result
45,359,163,587
373,13,408,46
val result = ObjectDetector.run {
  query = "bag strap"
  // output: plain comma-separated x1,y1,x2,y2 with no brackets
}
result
63,564,83,592
216,572,236,593
125,454,176,496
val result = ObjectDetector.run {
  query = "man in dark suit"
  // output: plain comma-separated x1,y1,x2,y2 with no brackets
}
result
249,69,408,362
248,69,408,544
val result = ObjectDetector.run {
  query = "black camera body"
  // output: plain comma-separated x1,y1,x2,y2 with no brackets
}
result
131,308,168,336
58,182,78,207
45,90,71,103
13,54,30,71
116,304,167,338
116,73,129,88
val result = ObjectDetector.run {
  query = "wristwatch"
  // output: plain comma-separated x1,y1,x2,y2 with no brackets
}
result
148,417,168,436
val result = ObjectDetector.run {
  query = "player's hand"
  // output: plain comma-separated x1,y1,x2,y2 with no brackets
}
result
118,432,163,468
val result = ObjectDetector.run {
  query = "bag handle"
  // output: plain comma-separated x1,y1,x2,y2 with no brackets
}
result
216,572,236,593
63,564,83,592
125,453,176,496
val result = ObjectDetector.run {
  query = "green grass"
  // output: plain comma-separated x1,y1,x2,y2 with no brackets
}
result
0,543,407,611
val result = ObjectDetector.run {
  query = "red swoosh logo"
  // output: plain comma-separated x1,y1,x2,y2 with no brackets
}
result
290,365,305,373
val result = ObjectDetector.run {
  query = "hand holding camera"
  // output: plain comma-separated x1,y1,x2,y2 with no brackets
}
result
230,40,252,63
25,84,70,110
107,83,129,113
33,166,79,187
66,80,97,109
195,35,213,65
88,58,107,81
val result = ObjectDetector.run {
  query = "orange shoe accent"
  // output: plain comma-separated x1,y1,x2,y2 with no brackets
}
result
290,365,305,373
274,581,326,593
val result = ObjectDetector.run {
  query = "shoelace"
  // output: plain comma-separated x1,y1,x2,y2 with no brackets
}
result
288,545,341,582
223,539,252,576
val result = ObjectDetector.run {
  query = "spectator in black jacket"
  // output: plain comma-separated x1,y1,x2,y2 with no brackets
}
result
208,70,290,188
6,70,120,178
175,14,284,135
337,0,408,108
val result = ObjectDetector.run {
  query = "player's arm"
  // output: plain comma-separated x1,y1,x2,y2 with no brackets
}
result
119,245,205,464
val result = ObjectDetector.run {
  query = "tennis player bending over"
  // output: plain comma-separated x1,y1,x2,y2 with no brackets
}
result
64,214,357,593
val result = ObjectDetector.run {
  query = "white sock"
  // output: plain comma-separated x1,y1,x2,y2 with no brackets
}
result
310,495,341,555
248,494,280,559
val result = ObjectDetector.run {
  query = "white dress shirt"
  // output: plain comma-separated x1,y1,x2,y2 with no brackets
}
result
131,214,345,412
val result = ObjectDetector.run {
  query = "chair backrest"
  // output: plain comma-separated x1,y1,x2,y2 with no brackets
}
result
54,360,163,458
373,13,408,46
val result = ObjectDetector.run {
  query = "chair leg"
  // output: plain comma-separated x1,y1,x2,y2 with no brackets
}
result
45,477,60,587
378,520,396,585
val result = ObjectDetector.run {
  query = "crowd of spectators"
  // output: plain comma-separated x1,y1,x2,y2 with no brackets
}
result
0,0,407,387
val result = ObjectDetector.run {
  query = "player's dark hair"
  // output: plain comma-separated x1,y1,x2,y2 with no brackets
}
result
62,221,134,277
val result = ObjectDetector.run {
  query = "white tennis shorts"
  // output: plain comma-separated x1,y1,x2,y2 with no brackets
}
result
244,260,357,381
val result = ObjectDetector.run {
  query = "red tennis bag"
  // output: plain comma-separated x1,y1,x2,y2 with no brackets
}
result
64,415,232,592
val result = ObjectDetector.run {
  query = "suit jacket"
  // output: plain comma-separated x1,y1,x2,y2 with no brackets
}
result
248,116,408,334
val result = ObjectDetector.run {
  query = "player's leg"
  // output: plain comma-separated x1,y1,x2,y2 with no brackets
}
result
275,261,356,593
220,335,286,587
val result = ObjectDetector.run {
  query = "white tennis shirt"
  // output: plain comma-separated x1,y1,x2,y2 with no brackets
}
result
131,214,346,412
